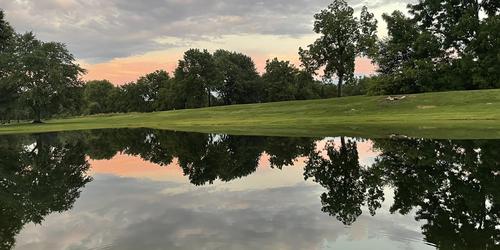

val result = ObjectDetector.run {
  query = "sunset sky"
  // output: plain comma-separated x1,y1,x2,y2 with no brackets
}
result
1,0,412,85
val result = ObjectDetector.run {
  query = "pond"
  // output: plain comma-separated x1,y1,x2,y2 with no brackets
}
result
0,129,498,249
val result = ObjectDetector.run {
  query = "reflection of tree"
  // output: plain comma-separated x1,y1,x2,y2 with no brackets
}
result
373,138,500,249
82,129,316,186
176,134,264,185
0,134,92,249
304,137,384,225
264,137,316,169
2,129,499,249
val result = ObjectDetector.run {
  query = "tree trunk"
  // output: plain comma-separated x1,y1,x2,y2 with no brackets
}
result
207,89,211,107
337,75,343,98
33,107,42,124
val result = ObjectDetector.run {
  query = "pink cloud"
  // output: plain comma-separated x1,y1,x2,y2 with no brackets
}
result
82,52,377,85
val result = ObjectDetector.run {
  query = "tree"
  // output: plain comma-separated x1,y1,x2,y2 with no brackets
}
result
119,81,152,113
15,33,85,123
299,1,377,97
0,10,17,123
408,0,498,57
83,80,115,114
262,58,298,102
468,15,500,89
136,70,170,111
371,11,443,94
370,1,499,94
175,49,219,108
213,50,261,104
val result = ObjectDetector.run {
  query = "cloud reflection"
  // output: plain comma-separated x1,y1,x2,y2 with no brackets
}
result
15,173,428,250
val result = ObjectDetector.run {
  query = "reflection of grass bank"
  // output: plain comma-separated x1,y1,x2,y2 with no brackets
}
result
1,89,499,139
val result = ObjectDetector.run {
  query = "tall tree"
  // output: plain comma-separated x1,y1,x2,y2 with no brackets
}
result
371,11,443,94
0,10,17,123
119,81,153,113
15,33,85,123
213,50,261,105
175,49,219,108
299,1,377,97
371,0,499,94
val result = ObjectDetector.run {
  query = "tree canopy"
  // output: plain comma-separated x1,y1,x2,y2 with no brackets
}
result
299,1,378,97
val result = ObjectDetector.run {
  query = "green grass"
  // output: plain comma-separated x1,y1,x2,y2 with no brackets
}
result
1,89,500,139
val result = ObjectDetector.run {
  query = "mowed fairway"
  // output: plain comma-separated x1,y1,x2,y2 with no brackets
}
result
1,89,499,139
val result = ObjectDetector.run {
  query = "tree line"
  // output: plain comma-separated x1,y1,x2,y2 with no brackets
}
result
1,0,498,122
79,51,335,115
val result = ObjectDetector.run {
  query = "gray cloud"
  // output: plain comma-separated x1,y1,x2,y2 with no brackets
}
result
14,174,429,250
0,0,412,62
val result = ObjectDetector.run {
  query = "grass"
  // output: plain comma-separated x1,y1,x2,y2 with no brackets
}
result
1,89,499,139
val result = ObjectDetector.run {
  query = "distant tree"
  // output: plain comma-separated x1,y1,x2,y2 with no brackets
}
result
342,77,368,96
213,50,261,104
294,70,323,100
299,1,377,97
83,80,115,114
136,70,170,111
175,49,219,108
119,81,152,113
156,78,184,110
14,33,85,123
262,58,298,102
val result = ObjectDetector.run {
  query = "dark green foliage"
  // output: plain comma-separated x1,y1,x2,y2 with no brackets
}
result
213,49,261,104
137,70,170,111
342,77,369,96
14,33,85,122
77,50,330,115
0,10,18,123
83,80,115,114
262,58,298,101
0,11,85,123
262,58,323,102
371,1,500,94
174,49,219,108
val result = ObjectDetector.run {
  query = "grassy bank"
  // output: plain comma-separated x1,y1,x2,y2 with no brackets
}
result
1,89,499,139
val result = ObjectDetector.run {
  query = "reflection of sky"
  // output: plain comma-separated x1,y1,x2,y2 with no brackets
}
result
14,139,433,250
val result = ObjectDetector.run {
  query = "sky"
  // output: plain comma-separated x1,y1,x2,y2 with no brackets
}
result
1,0,413,85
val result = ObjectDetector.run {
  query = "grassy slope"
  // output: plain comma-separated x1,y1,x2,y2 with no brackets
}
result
1,89,499,139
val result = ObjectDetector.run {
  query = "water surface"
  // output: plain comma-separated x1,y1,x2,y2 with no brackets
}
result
0,129,498,249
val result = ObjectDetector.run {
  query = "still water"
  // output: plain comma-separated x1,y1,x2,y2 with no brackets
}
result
0,129,498,249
